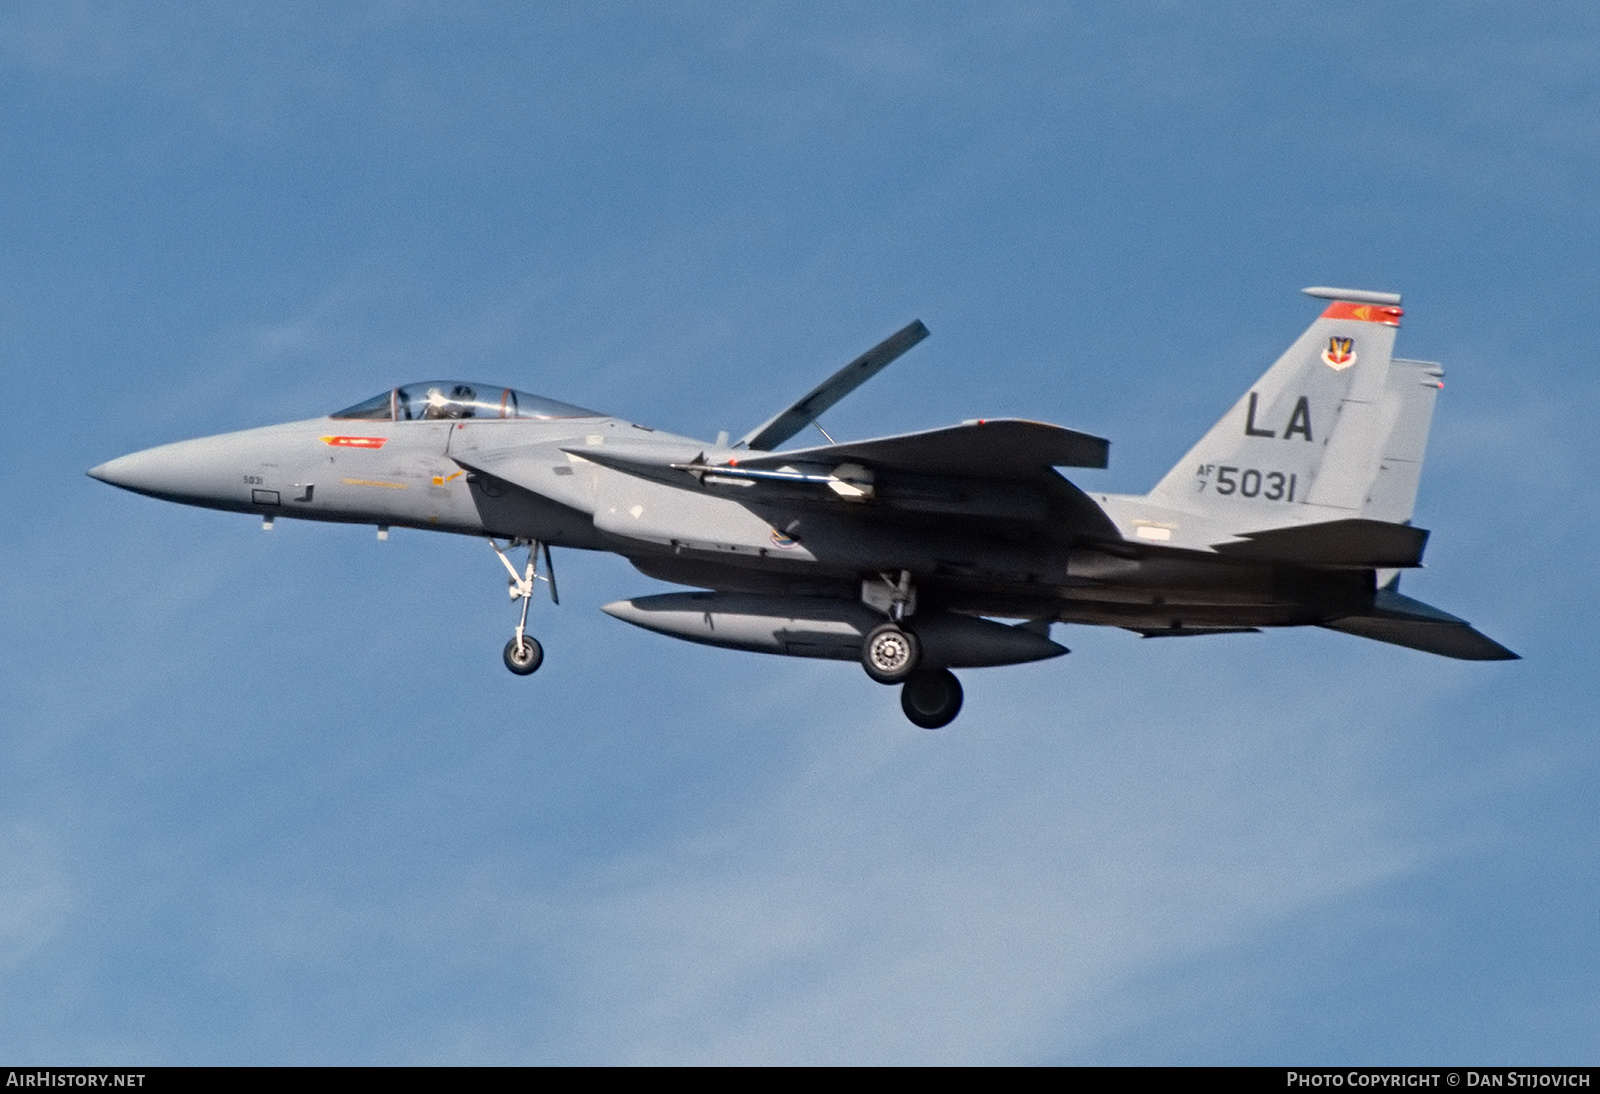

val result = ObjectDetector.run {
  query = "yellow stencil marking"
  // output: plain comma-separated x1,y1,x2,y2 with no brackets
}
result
342,478,409,489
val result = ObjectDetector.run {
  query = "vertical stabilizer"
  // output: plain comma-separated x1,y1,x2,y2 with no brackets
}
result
1143,288,1439,531
1354,356,1444,524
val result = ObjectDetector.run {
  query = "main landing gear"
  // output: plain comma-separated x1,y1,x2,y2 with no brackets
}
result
862,622,921,683
900,668,963,729
489,537,557,676
859,569,964,729
863,625,966,729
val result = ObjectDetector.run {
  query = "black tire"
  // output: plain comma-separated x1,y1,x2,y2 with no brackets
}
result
861,623,921,684
900,668,963,729
503,634,544,675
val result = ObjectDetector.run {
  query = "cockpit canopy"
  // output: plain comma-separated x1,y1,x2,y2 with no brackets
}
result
331,382,601,422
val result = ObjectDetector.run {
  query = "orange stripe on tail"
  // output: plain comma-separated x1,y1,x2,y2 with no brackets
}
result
1320,302,1403,326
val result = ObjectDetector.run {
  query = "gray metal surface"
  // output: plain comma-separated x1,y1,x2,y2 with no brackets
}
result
1302,286,1403,305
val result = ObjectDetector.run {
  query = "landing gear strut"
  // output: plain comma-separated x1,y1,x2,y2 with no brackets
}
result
860,569,921,683
900,668,963,729
489,537,557,676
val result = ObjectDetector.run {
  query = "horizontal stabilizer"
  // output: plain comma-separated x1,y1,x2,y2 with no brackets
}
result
740,320,930,451
730,418,1110,476
1213,518,1429,568
1323,588,1518,661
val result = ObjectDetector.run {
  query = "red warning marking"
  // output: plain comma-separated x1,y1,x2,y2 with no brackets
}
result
1320,302,1403,326
320,435,387,449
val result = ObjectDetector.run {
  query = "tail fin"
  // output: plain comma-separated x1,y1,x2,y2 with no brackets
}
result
1146,288,1442,529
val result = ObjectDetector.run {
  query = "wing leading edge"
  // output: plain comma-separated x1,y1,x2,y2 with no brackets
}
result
729,418,1109,477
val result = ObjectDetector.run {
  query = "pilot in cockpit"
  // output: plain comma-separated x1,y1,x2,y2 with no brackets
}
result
423,384,478,419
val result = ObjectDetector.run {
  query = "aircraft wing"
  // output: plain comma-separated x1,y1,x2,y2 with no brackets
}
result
542,423,1117,540
728,418,1110,477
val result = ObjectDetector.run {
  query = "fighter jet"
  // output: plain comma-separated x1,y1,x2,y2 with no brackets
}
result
89,286,1516,728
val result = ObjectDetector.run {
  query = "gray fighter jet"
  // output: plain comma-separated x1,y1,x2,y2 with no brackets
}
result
90,287,1516,728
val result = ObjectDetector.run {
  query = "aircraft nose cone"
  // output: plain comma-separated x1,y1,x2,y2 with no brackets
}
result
87,455,139,488
86,438,234,502
87,448,178,496
87,425,308,512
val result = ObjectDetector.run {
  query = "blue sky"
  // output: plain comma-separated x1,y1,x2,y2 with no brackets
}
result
1,2,1595,1064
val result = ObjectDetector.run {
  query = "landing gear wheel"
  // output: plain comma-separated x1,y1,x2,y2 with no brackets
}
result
862,623,921,684
900,668,963,729
503,634,544,675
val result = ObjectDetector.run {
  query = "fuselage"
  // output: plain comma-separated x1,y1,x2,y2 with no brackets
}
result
88,380,1376,637
92,408,635,548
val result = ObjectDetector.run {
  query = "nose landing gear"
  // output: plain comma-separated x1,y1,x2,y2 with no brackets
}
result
504,633,544,675
489,537,557,676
